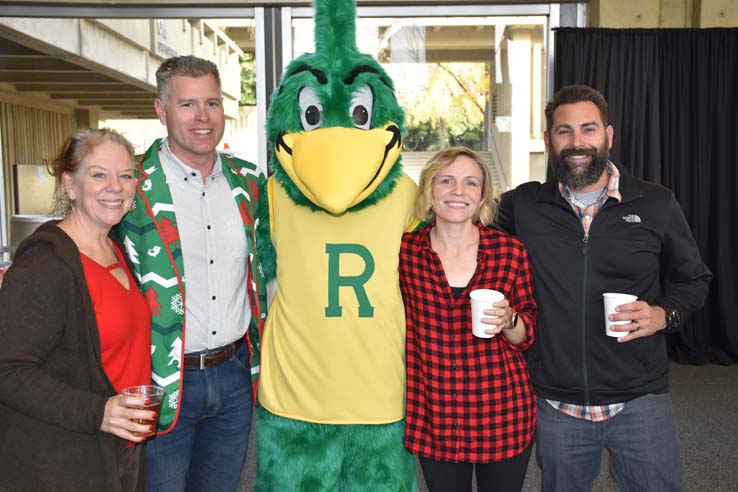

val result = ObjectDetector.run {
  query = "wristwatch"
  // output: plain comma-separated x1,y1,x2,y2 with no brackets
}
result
662,306,681,333
511,311,519,330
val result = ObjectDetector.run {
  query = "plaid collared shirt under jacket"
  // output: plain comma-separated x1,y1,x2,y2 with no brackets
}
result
400,222,537,463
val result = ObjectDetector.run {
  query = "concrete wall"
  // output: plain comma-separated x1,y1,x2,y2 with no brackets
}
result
0,15,245,243
699,0,738,27
0,17,243,117
590,0,738,28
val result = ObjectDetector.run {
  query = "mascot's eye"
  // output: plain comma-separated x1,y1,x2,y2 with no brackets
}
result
352,106,368,126
306,106,321,125
298,86,323,131
350,85,373,130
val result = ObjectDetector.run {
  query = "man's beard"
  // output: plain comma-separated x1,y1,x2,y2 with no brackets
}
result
550,143,610,190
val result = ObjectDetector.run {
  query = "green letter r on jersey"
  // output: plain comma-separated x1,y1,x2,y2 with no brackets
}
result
325,244,375,318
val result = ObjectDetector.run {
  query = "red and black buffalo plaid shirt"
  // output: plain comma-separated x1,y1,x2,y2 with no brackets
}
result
399,222,537,463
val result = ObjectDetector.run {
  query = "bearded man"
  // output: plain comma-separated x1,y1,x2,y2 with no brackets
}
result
494,84,711,492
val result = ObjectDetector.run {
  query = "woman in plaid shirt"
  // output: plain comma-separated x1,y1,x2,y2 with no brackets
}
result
399,147,538,492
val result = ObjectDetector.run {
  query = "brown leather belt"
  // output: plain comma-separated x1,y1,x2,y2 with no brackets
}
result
183,339,243,370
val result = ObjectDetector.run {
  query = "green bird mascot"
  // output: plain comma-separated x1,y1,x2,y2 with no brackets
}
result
255,0,419,490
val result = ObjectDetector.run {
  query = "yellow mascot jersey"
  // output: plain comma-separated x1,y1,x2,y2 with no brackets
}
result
259,173,417,424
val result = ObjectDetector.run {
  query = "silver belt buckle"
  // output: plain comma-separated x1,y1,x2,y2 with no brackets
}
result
199,352,208,370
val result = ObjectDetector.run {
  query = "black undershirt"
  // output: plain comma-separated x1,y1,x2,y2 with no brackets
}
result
450,286,465,299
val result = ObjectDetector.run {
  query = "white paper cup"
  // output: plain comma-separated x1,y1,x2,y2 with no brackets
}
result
603,293,638,337
470,289,504,338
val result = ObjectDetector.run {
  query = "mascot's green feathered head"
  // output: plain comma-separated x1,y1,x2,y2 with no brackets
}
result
266,0,405,215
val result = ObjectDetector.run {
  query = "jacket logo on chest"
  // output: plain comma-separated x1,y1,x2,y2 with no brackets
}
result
622,214,641,223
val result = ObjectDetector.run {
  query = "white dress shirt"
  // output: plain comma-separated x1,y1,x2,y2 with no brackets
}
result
159,139,251,353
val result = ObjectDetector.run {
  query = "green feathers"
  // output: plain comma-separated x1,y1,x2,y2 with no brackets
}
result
265,0,406,213
314,0,357,56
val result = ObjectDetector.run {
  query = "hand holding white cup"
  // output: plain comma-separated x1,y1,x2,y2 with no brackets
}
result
470,289,505,338
603,293,638,337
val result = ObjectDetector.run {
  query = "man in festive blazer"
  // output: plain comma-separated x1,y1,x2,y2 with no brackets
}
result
116,55,266,492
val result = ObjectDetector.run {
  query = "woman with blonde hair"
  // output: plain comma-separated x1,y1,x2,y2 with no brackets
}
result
400,146,538,492
0,128,154,491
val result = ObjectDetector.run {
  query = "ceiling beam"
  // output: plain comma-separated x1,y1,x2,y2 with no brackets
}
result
0,72,122,83
0,39,44,56
79,100,154,107
49,91,155,99
0,58,89,71
15,83,149,92
115,111,158,117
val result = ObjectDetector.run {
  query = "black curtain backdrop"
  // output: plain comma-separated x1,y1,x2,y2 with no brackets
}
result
554,28,738,364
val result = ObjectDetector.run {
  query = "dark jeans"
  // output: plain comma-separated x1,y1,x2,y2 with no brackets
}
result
418,444,532,492
535,394,681,492
144,342,253,492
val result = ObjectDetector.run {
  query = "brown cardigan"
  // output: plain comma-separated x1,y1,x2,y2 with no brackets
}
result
0,222,143,492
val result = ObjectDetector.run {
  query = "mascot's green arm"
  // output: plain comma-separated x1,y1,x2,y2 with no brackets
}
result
256,178,277,283
411,218,429,232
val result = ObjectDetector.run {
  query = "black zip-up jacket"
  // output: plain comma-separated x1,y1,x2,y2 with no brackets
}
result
494,164,711,405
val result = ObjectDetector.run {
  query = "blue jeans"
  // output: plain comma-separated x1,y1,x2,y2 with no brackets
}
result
144,342,253,492
535,394,681,492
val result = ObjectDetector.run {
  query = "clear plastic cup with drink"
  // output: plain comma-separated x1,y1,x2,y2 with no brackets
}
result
122,384,164,437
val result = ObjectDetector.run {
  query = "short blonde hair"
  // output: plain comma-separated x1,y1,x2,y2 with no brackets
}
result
414,146,497,226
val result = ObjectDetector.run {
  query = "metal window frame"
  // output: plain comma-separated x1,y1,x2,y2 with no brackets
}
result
0,129,6,262
0,2,586,203
280,3,583,186
0,6,256,18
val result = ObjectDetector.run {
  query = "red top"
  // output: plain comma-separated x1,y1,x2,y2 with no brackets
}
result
399,222,538,463
81,243,151,393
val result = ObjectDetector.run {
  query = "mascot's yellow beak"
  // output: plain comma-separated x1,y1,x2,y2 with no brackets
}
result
275,123,401,215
